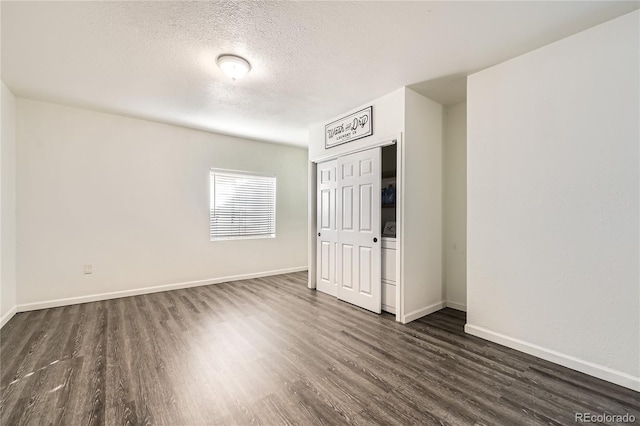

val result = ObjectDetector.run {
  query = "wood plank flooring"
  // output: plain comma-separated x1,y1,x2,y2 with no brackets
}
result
1,271,638,425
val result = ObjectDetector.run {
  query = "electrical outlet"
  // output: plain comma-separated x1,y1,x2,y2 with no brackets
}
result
84,264,93,274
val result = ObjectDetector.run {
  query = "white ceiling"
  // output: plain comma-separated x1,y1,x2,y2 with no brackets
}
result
2,1,638,147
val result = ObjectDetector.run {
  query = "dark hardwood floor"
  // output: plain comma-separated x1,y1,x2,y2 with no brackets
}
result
1,271,638,425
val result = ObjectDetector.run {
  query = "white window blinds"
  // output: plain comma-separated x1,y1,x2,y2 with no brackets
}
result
209,169,276,241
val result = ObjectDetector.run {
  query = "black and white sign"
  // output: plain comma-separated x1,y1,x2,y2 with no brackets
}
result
325,106,373,149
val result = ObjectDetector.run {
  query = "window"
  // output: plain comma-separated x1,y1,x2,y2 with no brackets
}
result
209,169,276,241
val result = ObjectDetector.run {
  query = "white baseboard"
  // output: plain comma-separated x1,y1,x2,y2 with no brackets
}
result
465,324,640,392
0,305,18,329
402,301,445,323
17,266,308,313
445,301,467,312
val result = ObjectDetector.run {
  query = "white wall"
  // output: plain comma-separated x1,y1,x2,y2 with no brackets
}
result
1,81,18,326
443,102,467,311
16,99,308,308
402,88,443,320
467,11,639,390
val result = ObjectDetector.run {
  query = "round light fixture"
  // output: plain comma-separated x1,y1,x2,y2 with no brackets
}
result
216,54,251,81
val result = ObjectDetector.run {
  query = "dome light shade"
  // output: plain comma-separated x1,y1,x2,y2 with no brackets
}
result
217,54,251,81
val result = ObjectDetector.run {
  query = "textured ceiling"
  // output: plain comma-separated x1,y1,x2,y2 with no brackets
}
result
2,1,638,147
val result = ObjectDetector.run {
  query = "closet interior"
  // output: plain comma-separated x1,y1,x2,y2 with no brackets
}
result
381,144,397,314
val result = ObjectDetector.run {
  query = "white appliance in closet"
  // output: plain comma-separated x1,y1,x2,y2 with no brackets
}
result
316,147,382,313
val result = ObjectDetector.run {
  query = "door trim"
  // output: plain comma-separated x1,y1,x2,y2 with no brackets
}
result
310,133,398,164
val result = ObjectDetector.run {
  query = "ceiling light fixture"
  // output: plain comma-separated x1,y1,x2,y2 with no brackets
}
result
216,54,251,81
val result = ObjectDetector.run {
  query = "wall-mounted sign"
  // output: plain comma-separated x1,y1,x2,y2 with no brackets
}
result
325,106,373,149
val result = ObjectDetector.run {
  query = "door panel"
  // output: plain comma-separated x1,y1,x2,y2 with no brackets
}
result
360,247,372,294
342,162,354,179
360,184,372,231
342,186,354,230
320,241,330,281
342,244,353,289
336,148,381,313
316,160,338,296
320,190,331,228
360,158,373,175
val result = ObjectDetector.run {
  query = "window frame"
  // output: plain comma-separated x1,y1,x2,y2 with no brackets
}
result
209,168,277,242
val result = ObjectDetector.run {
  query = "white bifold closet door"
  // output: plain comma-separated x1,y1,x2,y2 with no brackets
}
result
316,159,338,297
336,147,382,313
